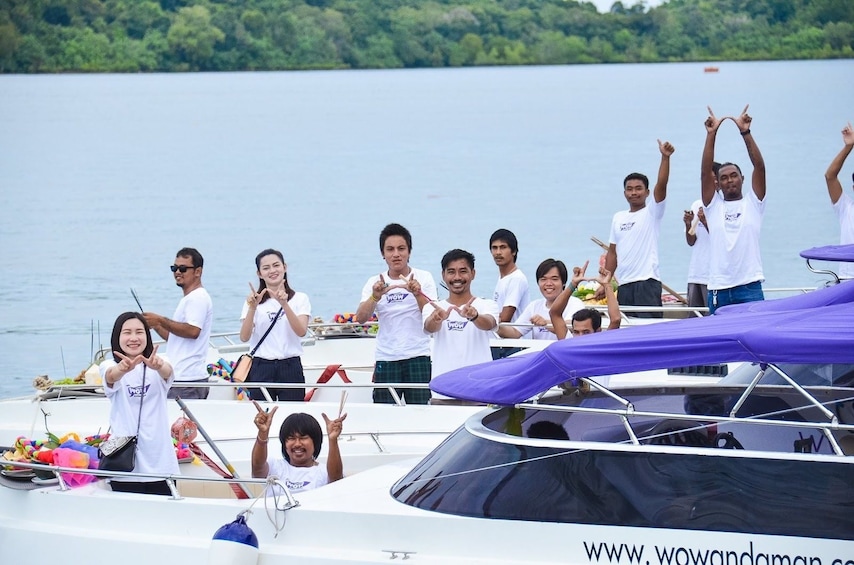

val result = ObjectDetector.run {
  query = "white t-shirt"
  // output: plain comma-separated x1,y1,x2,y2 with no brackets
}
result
516,297,584,341
423,297,499,399
100,361,180,482
266,458,328,494
493,268,529,323
706,190,765,290
361,267,437,361
240,292,311,360
168,287,213,382
608,197,666,285
687,199,711,285
833,192,854,279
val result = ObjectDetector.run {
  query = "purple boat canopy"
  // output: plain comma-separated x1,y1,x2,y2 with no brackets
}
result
800,244,854,263
430,281,854,405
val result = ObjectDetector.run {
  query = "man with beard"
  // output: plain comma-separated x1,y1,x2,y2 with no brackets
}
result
423,249,499,404
143,247,213,399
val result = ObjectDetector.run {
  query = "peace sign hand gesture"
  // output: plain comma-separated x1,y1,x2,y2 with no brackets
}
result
704,106,727,134
114,350,144,374
252,400,278,436
733,104,752,133
246,283,268,309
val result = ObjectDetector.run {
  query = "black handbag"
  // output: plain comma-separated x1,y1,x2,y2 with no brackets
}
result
98,367,145,473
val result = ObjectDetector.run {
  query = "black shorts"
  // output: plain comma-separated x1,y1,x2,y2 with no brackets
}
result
372,356,432,405
617,278,663,318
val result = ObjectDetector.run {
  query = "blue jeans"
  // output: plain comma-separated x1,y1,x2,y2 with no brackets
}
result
708,281,764,314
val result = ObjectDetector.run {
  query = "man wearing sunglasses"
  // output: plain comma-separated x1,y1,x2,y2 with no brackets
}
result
143,247,213,399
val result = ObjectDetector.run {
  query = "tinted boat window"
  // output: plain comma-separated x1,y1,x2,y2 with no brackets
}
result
392,427,854,540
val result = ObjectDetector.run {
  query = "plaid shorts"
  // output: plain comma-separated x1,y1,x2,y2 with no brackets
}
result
372,356,432,405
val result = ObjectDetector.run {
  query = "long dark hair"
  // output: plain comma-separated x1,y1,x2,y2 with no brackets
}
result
110,312,154,362
254,248,295,304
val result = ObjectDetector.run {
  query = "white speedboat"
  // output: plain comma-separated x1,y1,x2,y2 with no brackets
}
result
3,252,853,562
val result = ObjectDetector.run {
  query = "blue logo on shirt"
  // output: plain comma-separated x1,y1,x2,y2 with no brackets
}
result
447,320,467,331
619,221,636,232
725,211,742,222
128,384,151,398
285,479,311,490
386,292,407,303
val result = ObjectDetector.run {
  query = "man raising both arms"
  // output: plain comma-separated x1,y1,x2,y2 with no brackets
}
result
824,121,854,279
603,139,675,318
701,105,767,313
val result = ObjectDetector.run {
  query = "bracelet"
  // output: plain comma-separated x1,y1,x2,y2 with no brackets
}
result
740,129,751,136
368,294,378,302
256,436,268,444
468,312,479,322
567,284,576,293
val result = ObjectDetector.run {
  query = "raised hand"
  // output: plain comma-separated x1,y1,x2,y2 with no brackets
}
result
140,344,165,372
842,122,854,146
683,209,695,228
458,296,479,321
734,104,752,133
658,139,675,157
252,400,278,436
246,283,268,309
595,268,614,287
427,302,450,324
572,260,589,290
114,350,143,374
704,106,727,134
322,412,347,442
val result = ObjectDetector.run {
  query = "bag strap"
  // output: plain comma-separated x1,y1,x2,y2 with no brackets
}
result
136,366,146,437
249,307,284,356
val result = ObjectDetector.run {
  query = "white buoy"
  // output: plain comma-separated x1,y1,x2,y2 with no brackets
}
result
208,513,259,565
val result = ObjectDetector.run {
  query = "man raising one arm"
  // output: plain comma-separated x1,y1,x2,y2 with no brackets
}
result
824,122,854,279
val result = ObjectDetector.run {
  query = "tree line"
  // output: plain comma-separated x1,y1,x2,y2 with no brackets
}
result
0,0,852,73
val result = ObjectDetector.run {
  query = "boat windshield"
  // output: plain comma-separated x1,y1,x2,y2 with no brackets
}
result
720,362,854,387
391,419,854,539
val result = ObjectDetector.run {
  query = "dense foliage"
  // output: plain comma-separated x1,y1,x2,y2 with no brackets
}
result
0,0,852,72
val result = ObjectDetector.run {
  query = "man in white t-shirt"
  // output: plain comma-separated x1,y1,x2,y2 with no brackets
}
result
602,139,674,319
701,105,767,314
824,121,854,279
489,228,529,358
144,247,213,399
423,249,499,404
355,223,437,404
683,200,710,308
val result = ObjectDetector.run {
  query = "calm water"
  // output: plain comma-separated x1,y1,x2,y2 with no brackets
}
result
1,60,853,398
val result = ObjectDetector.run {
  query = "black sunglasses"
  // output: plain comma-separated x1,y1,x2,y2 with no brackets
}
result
170,265,196,273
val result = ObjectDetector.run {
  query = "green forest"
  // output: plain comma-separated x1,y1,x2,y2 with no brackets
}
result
0,0,852,73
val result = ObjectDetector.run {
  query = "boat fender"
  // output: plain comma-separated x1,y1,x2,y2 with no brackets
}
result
208,514,259,565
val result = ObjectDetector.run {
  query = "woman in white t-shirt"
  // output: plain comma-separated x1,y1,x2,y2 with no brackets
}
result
240,249,311,402
497,258,583,341
100,312,178,495
250,401,347,494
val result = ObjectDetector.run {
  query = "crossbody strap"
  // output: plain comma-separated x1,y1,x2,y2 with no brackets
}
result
249,307,285,356
136,366,146,437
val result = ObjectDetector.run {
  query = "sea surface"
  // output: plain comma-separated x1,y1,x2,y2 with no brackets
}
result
1,60,853,398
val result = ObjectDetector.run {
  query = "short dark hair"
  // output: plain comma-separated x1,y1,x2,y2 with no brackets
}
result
379,223,412,253
535,258,568,286
489,228,519,261
278,413,323,463
110,312,155,362
176,247,204,268
712,161,722,177
716,162,743,179
571,308,602,331
527,420,569,440
623,173,649,189
441,249,475,271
